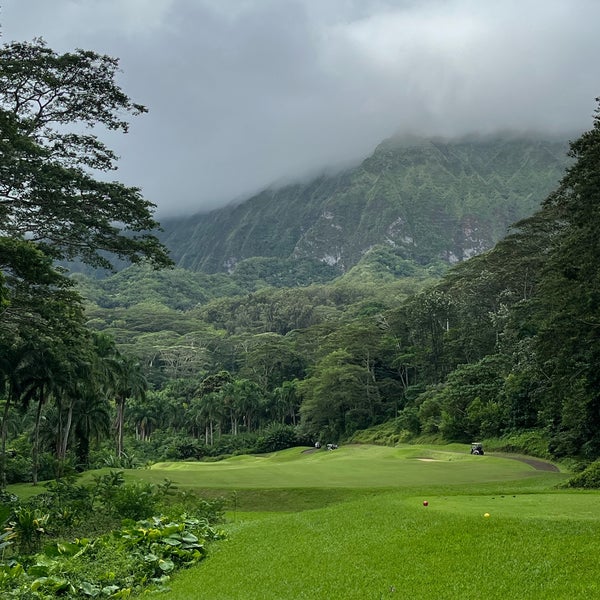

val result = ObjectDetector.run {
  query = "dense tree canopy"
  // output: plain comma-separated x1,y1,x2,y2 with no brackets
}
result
0,39,171,270
75,98,600,463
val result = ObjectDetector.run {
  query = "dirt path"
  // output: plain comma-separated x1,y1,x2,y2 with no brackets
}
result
490,453,560,472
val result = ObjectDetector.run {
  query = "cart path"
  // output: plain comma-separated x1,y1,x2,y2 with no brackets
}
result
490,453,560,472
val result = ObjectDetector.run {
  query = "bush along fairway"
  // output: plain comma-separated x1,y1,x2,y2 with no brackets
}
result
140,444,600,600
0,473,226,598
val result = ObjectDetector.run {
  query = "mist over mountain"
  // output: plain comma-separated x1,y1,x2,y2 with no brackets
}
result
159,134,571,276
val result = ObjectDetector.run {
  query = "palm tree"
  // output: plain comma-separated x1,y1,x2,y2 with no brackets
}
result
113,356,147,457
6,338,67,484
127,390,164,441
197,392,223,446
54,345,95,473
72,391,111,469
234,379,263,433
86,333,146,459
272,379,300,425
31,348,69,483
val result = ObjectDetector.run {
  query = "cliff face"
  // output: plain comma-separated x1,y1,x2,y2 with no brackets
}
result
160,136,571,274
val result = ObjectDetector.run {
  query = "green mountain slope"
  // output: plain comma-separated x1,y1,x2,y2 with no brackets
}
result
160,135,570,274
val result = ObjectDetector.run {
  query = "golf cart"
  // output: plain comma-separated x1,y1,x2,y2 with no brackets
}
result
470,442,484,455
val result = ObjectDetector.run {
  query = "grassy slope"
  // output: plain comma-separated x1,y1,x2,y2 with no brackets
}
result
135,445,599,599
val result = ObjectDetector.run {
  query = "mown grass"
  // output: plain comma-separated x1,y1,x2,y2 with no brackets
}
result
127,444,598,599
9,444,595,598
166,490,600,599
144,444,561,490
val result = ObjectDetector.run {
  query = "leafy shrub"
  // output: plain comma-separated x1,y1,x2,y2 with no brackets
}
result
255,424,299,453
172,438,207,460
24,478,95,538
0,490,18,526
4,455,31,485
90,470,125,508
210,433,259,457
565,460,600,489
156,491,226,522
6,507,49,554
348,418,414,446
0,515,225,598
103,451,139,469
484,430,551,459
108,481,159,521
0,470,226,598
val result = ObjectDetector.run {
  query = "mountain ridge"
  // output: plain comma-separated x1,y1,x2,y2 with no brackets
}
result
159,134,571,275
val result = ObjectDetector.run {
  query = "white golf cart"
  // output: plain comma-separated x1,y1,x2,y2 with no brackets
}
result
470,442,484,455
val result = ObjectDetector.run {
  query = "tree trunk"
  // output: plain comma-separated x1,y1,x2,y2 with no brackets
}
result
116,397,125,457
55,395,63,464
0,395,11,489
60,402,73,460
32,386,45,486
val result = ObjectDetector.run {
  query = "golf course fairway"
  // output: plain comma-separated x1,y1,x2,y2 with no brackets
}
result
136,445,598,599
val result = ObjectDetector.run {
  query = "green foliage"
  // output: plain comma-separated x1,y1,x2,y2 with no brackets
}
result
0,34,175,490
77,263,245,310
109,481,158,521
5,97,593,480
255,424,301,453
483,430,552,459
0,39,170,270
348,418,413,446
565,460,600,489
0,471,225,598
0,515,223,598
6,506,49,555
102,452,139,469
90,471,171,521
156,491,226,523
231,256,339,289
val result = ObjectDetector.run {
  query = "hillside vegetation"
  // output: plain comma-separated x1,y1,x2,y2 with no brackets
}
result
62,125,600,470
160,136,569,274
5,120,600,493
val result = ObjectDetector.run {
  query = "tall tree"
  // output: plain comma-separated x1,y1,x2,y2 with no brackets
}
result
113,356,147,457
299,349,372,440
0,39,171,270
72,391,111,469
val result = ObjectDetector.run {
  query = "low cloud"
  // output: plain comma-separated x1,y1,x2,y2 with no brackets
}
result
2,0,598,216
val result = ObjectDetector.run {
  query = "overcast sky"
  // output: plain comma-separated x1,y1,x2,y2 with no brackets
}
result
1,0,598,216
